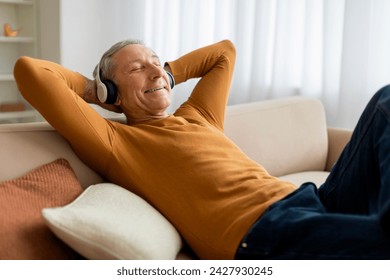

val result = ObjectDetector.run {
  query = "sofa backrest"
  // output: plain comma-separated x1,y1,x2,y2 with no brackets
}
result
224,97,328,177
0,97,328,185
0,123,103,188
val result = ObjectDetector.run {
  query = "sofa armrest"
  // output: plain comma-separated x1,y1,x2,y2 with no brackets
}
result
325,127,352,171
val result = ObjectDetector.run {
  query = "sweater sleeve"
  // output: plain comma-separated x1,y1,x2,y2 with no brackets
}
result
14,56,115,174
167,40,236,131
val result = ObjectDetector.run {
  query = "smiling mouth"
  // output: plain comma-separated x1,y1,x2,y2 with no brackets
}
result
145,87,165,94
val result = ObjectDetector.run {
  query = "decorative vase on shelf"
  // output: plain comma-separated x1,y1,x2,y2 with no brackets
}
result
4,23,19,37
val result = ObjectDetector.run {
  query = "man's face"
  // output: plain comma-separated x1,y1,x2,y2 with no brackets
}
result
112,44,172,120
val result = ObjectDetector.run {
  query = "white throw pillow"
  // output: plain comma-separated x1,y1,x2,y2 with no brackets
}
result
42,183,183,260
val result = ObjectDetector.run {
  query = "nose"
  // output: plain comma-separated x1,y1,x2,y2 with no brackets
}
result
149,64,165,80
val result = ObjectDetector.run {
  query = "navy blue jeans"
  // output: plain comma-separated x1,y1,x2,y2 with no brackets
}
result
235,85,390,259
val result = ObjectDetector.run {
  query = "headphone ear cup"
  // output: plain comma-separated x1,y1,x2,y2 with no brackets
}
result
103,80,118,104
95,64,118,104
166,71,175,89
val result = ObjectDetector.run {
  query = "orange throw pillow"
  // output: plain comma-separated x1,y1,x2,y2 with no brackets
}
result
0,159,84,259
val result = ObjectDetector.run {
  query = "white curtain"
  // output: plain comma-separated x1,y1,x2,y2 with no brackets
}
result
61,0,390,129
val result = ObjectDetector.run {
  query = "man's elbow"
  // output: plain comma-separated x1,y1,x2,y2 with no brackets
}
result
220,39,236,52
14,56,33,84
13,56,38,97
220,39,236,65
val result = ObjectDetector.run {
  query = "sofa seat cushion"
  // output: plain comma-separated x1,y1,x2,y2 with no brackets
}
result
42,183,183,260
0,159,83,259
279,171,330,188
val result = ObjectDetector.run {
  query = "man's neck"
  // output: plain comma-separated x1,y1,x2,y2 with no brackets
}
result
126,113,170,125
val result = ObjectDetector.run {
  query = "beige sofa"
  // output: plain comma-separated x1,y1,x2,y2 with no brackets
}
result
0,96,352,259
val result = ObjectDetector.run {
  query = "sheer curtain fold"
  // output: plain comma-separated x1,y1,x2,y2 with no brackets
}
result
71,0,390,128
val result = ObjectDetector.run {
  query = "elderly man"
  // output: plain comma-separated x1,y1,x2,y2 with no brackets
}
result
14,39,390,259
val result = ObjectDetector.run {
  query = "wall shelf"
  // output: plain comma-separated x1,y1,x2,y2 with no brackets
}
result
0,36,35,43
0,109,39,122
0,0,33,5
0,74,14,81
0,0,38,123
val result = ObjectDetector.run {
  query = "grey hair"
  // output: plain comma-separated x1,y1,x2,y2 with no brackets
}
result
93,39,144,81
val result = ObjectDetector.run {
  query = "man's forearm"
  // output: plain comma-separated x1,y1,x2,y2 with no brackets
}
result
84,78,99,104
166,40,235,85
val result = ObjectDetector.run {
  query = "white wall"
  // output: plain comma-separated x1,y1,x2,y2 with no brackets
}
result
59,0,148,78
39,0,390,129
38,0,60,63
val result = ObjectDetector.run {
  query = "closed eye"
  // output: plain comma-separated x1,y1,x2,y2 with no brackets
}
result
131,66,144,72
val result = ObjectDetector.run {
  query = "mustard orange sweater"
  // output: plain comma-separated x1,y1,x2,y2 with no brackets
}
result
14,40,296,259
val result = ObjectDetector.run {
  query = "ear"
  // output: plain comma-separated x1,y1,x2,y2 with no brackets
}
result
114,96,121,106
